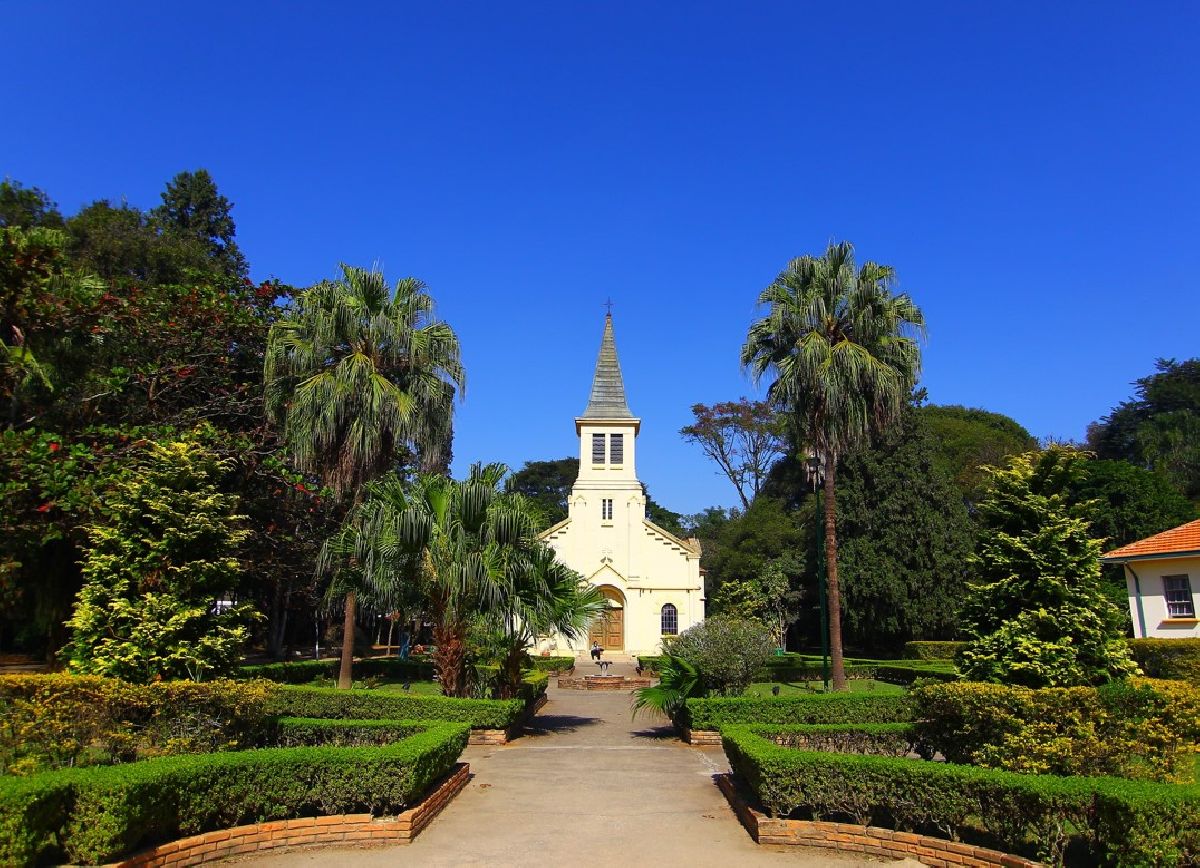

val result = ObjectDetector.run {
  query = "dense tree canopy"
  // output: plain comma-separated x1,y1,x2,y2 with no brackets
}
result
918,403,1037,506
1088,358,1200,502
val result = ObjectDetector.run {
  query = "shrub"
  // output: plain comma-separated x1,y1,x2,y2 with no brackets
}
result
266,684,525,729
0,722,468,865
0,675,273,775
1129,638,1200,683
910,679,1200,782
683,693,910,731
749,722,917,757
525,656,575,673
269,717,431,747
721,724,1200,866
670,615,775,695
902,640,966,660
872,663,958,686
238,657,434,685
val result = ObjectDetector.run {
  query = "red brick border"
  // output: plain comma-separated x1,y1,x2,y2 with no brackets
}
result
556,675,653,690
98,763,471,867
682,728,721,745
468,693,548,744
716,773,1041,868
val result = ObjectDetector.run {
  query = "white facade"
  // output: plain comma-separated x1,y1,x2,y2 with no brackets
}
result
532,315,704,657
1120,556,1200,639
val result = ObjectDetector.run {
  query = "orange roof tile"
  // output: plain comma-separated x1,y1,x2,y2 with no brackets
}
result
1102,518,1200,561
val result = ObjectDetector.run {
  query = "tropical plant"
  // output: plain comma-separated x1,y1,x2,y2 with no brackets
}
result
323,464,601,698
632,654,703,720
265,265,464,688
958,448,1138,687
741,241,924,688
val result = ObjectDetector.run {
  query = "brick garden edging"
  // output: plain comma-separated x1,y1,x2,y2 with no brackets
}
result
556,675,653,690
94,762,471,867
682,727,721,745
716,773,1041,868
468,693,548,744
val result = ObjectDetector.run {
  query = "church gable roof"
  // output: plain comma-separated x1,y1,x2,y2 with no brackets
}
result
642,518,702,557
581,314,633,418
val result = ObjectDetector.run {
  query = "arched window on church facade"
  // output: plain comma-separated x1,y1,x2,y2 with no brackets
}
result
661,603,678,636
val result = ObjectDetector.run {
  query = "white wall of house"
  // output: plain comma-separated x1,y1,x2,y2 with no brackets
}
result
1123,555,1200,639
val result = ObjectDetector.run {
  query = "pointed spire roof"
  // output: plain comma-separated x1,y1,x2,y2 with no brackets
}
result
582,314,633,418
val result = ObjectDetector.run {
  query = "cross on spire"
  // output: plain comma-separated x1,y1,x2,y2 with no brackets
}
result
604,298,614,316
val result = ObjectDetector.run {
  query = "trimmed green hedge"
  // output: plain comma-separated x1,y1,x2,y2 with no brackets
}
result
683,693,910,730
902,641,966,660
269,717,429,747
1130,638,1200,683
721,724,1200,866
637,655,955,686
266,684,526,729
0,722,469,866
238,657,435,684
748,722,917,757
526,656,575,672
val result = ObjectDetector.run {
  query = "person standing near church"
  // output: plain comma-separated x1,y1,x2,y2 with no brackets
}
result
591,640,602,662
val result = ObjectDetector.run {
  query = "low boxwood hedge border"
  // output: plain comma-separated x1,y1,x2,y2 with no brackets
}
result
269,717,430,747
636,655,956,686
902,641,966,660
749,722,918,757
0,721,469,866
526,656,575,673
721,724,1200,866
265,684,526,729
682,693,910,730
239,657,435,684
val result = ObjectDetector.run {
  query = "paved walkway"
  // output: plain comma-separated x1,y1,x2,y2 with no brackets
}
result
243,666,903,867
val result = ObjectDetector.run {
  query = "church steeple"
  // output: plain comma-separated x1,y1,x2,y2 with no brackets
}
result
582,314,633,418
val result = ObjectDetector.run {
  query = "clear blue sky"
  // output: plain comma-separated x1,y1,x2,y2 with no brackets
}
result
6,2,1199,515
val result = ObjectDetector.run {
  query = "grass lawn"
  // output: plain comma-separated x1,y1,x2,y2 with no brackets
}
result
744,679,907,697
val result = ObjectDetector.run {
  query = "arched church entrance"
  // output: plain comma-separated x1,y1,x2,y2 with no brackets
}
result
589,585,625,651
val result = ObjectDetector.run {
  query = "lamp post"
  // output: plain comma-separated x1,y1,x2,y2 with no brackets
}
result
805,451,829,692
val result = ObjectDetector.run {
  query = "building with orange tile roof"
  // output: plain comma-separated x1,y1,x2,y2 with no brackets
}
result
1102,519,1200,639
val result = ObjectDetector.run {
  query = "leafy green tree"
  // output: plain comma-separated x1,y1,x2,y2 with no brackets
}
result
670,615,774,695
681,398,786,510
833,402,976,651
66,199,213,285
959,448,1137,687
701,497,807,610
709,554,803,648
0,179,63,228
919,404,1037,506
151,169,248,279
742,241,924,689
1089,358,1200,502
62,436,257,682
265,265,464,688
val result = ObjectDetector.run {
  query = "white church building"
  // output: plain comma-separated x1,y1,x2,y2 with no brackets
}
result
533,314,705,657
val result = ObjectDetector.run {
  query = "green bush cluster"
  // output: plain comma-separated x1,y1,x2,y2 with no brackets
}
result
721,724,1200,866
902,641,966,660
0,722,468,866
753,723,917,757
1130,638,1200,683
638,654,956,687
911,679,1200,782
0,675,273,775
266,684,526,729
269,717,428,747
683,693,910,730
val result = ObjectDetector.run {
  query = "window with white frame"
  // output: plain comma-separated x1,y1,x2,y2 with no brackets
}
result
592,433,605,464
601,498,613,521
610,433,623,464
1164,575,1196,618
661,603,678,636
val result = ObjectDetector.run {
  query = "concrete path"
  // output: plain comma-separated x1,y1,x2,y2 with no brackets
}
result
242,668,901,867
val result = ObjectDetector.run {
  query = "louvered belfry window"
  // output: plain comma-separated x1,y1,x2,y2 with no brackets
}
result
592,433,605,464
610,433,624,464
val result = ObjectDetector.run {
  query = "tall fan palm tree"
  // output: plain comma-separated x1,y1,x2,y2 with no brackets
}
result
329,464,603,698
741,242,924,690
265,265,464,688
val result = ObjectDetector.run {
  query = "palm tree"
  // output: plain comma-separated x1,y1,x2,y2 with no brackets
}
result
265,265,464,688
741,241,923,690
331,464,603,698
